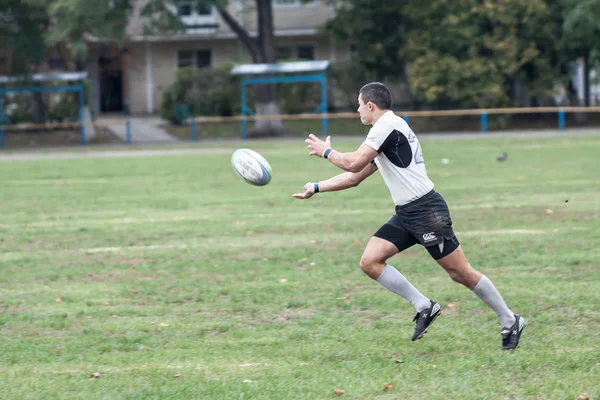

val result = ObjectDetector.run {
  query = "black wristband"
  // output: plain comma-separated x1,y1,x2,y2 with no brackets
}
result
313,182,320,193
323,147,333,159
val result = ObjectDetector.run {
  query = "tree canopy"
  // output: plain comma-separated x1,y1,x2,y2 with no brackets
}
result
2,0,600,111
326,0,600,108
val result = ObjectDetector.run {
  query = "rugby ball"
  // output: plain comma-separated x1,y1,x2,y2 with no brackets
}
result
231,148,272,186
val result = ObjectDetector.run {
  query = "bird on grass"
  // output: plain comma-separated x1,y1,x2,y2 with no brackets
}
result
496,152,508,162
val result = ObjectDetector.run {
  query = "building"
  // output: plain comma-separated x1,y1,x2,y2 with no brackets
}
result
86,0,350,116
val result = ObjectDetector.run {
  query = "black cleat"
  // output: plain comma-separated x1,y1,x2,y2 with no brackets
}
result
411,300,441,341
501,314,527,350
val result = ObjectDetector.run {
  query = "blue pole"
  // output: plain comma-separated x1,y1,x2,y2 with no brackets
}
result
79,84,85,145
241,80,248,140
191,118,197,141
1,85,82,94
126,118,131,144
244,74,325,85
403,114,410,124
0,89,4,149
321,75,328,138
558,109,565,130
481,111,488,133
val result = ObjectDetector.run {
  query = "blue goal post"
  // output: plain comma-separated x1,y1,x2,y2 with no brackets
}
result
231,60,330,139
0,71,88,148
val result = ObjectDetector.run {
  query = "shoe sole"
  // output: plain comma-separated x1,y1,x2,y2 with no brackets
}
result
412,311,441,341
501,317,527,350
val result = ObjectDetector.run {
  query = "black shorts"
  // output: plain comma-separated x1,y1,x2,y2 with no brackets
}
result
374,190,459,260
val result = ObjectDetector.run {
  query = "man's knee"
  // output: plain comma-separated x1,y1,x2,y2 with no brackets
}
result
446,268,464,283
440,260,480,288
359,254,385,278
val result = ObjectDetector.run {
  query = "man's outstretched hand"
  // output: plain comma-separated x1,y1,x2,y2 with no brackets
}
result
305,134,331,158
292,182,315,199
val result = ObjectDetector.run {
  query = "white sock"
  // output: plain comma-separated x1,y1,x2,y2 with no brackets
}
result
376,265,431,312
472,275,516,328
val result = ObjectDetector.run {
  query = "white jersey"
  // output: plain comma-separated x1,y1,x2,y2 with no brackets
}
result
363,110,434,206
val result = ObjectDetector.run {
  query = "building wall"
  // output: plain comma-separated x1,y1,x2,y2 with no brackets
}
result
126,36,349,115
126,0,333,38
243,1,333,31
121,0,350,114
126,45,149,114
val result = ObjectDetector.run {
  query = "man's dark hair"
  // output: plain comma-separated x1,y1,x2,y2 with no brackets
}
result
359,82,392,110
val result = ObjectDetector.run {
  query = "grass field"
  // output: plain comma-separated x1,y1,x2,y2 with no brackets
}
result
1,133,599,399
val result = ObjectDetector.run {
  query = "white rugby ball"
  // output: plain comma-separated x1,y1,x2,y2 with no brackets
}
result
231,148,272,186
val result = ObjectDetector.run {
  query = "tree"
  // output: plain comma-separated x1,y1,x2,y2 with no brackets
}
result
46,0,135,68
0,0,135,123
142,0,283,136
324,0,412,105
402,0,567,109
563,0,600,106
0,0,52,123
325,0,408,79
325,0,578,110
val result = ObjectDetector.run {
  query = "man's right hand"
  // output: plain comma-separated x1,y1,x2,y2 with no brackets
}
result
292,182,316,199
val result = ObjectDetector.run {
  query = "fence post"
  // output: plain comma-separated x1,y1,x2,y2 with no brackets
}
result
0,91,4,149
321,76,328,138
241,81,248,140
558,109,565,130
79,84,86,145
126,118,132,144
480,111,488,133
191,117,197,141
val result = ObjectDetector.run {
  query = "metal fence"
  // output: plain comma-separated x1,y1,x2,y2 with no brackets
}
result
1,106,600,148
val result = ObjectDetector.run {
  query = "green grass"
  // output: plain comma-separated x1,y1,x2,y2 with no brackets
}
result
2,127,122,149
1,133,599,399
164,118,366,140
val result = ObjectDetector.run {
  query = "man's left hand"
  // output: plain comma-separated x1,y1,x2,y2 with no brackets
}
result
305,134,331,158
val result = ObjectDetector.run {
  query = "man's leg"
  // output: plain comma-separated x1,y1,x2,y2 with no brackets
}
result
360,231,441,341
431,243,526,350
359,236,431,312
433,244,515,326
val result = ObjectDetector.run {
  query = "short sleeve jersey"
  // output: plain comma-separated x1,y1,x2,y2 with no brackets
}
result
363,110,434,206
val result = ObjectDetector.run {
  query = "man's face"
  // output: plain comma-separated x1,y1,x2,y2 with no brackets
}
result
357,94,372,125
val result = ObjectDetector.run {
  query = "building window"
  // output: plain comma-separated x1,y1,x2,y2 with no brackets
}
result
196,50,211,68
276,45,315,61
178,50,194,68
176,1,213,16
273,0,315,7
196,4,212,15
297,45,314,60
178,50,211,69
176,2,192,16
276,47,294,61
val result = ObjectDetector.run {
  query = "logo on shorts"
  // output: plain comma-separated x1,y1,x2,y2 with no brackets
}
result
423,232,437,242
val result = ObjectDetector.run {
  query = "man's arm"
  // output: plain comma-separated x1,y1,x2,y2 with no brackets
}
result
293,163,377,199
326,144,378,173
305,134,378,173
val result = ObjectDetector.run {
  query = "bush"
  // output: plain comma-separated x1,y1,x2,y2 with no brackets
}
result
47,92,79,122
3,87,81,125
161,66,241,124
3,94,34,124
276,81,321,114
